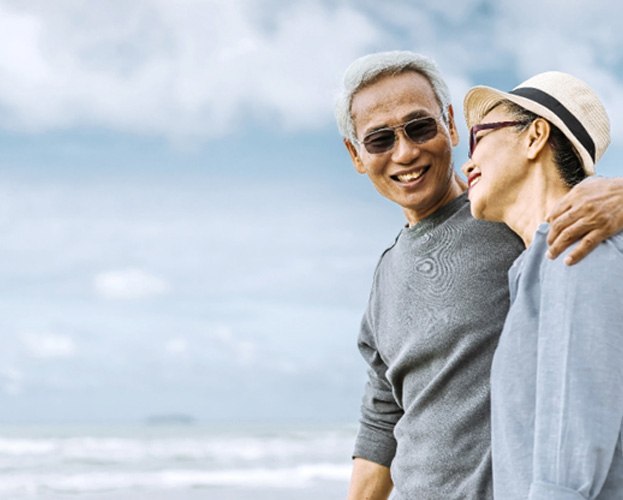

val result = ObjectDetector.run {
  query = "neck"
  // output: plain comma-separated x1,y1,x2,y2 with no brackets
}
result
501,162,569,247
405,171,466,226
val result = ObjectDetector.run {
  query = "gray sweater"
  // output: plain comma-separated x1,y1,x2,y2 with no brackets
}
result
354,193,524,499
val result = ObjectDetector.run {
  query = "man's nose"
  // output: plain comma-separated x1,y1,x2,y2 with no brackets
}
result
391,131,421,163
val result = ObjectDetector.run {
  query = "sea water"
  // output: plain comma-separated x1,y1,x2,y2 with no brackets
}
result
0,422,355,499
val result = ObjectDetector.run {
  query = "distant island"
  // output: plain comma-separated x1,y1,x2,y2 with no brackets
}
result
144,414,196,425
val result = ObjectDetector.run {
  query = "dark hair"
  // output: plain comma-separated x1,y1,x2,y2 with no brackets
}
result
496,101,586,187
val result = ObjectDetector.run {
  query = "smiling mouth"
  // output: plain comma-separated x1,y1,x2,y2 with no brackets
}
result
467,173,481,189
392,166,430,183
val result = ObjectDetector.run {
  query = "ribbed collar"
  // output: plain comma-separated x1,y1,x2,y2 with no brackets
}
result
402,192,468,239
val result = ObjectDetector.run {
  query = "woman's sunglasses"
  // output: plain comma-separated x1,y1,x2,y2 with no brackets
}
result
468,120,530,158
358,115,441,154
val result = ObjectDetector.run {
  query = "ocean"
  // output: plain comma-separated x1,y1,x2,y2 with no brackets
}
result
0,422,356,499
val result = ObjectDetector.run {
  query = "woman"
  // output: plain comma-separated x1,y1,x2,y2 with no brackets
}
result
462,71,623,499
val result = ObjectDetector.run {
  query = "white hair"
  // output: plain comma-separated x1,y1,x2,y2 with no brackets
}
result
335,51,452,144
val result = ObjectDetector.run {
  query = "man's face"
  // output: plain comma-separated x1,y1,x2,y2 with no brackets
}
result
346,71,462,225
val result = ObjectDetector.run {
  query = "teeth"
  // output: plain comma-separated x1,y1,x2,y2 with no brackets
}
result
396,170,424,182
469,177,480,188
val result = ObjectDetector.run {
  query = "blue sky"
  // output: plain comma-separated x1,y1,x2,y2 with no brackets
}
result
1,0,622,424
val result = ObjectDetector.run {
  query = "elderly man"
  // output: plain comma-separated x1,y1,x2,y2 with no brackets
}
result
335,51,623,499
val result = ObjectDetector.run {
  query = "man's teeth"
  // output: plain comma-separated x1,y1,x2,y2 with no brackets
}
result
396,170,424,182
470,177,480,188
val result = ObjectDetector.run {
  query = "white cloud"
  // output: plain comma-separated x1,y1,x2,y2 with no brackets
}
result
20,332,77,359
352,1,623,144
0,0,381,139
1,0,622,143
490,0,623,139
210,325,257,365
0,367,23,395
94,268,169,300
165,338,188,356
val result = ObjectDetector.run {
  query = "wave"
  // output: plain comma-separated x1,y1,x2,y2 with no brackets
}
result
0,463,351,495
0,430,354,464
0,424,355,497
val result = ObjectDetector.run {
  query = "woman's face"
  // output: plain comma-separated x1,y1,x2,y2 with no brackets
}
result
461,107,529,222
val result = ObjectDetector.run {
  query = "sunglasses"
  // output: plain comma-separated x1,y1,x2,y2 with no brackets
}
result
359,115,442,154
468,120,530,158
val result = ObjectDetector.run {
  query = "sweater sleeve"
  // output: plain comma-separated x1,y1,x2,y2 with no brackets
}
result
352,305,402,467
529,241,623,499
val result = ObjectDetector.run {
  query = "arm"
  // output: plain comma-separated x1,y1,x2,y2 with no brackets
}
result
349,304,401,498
546,176,623,265
529,245,623,498
347,457,393,500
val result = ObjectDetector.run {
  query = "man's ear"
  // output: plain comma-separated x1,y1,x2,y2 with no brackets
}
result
446,105,460,147
526,118,550,160
344,138,367,174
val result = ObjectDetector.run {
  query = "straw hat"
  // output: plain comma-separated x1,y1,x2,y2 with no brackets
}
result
463,71,610,174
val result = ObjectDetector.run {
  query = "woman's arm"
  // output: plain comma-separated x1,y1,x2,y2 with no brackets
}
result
530,243,623,498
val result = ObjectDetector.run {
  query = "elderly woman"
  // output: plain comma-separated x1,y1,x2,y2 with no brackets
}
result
462,72,623,499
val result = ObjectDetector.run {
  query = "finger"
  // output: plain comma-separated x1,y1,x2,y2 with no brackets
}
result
547,199,601,246
546,176,598,222
546,210,569,245
545,198,572,224
546,209,587,248
562,229,603,266
546,218,591,259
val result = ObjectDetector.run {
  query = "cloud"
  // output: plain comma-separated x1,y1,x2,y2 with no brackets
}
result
1,0,622,143
490,0,623,139
0,367,23,395
164,338,188,356
93,268,169,300
0,0,381,139
209,325,257,365
350,2,623,144
20,332,77,359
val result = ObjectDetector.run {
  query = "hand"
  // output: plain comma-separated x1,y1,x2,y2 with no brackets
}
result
546,176,623,265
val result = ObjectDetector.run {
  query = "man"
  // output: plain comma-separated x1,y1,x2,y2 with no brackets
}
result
335,51,623,499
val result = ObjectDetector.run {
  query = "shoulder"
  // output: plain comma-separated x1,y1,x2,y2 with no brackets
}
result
607,230,623,256
454,205,525,257
370,227,406,277
541,227,623,285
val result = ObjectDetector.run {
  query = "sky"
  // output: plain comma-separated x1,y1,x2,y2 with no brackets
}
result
1,0,622,424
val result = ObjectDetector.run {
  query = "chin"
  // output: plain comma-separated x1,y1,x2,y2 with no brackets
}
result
468,198,488,221
470,208,485,220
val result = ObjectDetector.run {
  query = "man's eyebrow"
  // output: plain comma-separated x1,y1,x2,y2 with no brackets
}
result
363,110,437,136
404,110,435,121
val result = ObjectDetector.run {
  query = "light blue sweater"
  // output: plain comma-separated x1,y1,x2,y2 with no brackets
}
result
491,223,623,499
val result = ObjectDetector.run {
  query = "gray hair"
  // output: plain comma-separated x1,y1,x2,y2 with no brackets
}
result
335,51,452,144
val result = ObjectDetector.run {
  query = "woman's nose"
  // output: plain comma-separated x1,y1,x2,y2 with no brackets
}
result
461,159,474,177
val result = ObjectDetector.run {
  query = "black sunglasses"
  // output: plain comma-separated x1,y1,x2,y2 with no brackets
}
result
359,115,441,154
468,120,530,158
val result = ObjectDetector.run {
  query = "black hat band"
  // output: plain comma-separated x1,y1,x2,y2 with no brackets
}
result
510,87,596,162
